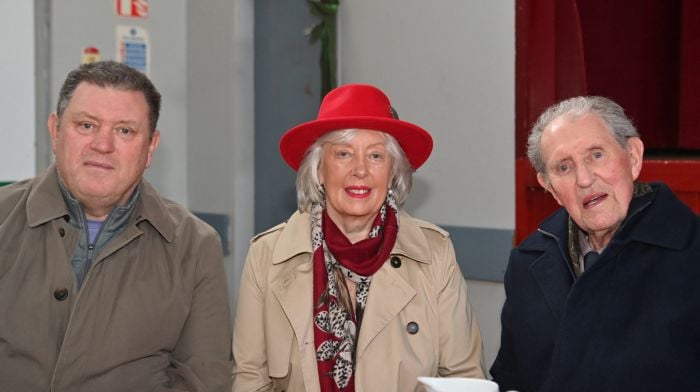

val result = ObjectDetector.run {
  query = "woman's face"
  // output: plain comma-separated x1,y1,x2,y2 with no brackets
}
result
319,129,393,234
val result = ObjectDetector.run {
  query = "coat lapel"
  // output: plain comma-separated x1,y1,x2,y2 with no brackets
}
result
354,211,427,360
355,263,416,359
523,208,575,320
528,250,574,320
271,257,314,345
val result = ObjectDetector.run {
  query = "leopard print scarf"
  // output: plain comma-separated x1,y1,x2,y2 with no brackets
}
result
311,192,399,391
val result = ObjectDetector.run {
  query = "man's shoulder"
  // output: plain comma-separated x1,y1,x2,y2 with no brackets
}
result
633,182,700,247
0,177,36,223
517,208,568,251
137,183,219,243
0,177,36,198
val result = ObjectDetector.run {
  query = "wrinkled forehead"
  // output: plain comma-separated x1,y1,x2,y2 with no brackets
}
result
542,114,617,151
322,128,389,145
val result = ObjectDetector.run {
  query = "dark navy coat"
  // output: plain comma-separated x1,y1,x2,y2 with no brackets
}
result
491,183,700,392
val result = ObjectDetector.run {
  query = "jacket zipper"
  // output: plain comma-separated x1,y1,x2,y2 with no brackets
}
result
48,208,117,390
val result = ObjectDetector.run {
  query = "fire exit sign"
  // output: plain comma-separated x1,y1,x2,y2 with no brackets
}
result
116,0,148,18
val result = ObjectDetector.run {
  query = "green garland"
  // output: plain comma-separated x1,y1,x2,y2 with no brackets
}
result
307,0,339,100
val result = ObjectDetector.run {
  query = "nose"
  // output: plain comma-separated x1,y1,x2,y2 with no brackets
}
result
352,155,368,178
90,128,116,154
575,162,595,188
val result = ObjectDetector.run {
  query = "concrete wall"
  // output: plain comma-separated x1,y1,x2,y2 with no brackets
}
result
0,1,35,182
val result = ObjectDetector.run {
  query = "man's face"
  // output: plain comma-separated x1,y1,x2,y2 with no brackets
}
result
48,82,160,218
537,114,644,248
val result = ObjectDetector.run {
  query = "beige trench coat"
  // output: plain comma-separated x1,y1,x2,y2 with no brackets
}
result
0,167,232,391
232,210,485,391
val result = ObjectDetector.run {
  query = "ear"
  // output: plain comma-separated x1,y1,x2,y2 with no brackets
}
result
317,160,325,185
47,113,60,152
538,172,564,206
626,137,644,180
145,130,161,168
317,166,326,186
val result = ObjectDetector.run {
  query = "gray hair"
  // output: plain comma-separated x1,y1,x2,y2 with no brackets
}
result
527,96,639,175
56,61,161,134
296,129,413,212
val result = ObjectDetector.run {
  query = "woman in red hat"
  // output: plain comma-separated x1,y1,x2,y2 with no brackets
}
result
232,84,486,391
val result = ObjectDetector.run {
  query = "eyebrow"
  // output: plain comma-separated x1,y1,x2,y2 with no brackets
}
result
330,141,386,148
69,111,139,127
551,158,569,169
69,111,99,121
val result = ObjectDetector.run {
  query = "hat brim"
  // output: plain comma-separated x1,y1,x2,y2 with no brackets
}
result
280,116,433,171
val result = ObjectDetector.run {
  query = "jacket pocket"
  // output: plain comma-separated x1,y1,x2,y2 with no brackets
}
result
266,320,294,378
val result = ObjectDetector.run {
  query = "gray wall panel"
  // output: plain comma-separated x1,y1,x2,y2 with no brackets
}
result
443,225,513,282
254,1,321,233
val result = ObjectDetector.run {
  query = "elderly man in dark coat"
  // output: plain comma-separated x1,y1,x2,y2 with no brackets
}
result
490,96,700,392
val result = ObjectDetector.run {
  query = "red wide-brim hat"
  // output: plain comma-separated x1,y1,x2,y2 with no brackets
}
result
279,83,433,171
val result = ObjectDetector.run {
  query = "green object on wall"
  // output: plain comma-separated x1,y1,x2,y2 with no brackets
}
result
307,0,339,100
0,182,11,187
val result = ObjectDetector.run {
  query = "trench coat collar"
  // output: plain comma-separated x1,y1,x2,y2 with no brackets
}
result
26,165,175,242
270,209,432,265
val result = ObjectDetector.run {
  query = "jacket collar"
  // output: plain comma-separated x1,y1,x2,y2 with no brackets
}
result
518,208,570,253
617,182,693,251
510,182,692,322
521,182,689,252
133,180,176,243
26,165,175,243
26,166,71,227
270,210,431,265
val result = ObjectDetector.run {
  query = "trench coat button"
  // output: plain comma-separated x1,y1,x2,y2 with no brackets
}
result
54,288,69,301
406,321,419,334
58,227,66,237
390,256,401,268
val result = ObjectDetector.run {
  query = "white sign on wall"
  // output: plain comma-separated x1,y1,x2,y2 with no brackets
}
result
116,25,150,75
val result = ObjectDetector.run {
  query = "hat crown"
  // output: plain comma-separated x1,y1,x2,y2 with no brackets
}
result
280,83,432,171
317,84,395,121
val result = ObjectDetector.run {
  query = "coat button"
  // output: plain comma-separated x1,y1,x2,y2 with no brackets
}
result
390,256,401,268
54,288,69,301
58,227,66,237
406,321,419,334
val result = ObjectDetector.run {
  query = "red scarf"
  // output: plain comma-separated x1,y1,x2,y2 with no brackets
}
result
312,201,399,391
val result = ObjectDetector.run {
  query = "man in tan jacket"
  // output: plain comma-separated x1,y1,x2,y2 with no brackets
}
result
0,61,231,391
